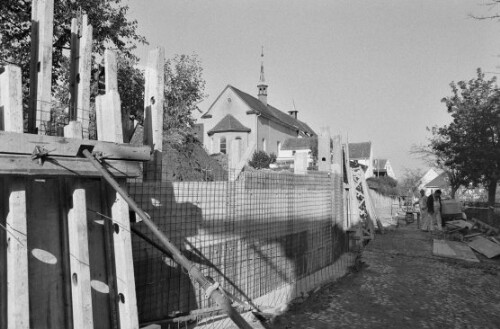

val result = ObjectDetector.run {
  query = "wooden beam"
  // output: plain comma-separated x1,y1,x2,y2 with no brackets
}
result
96,50,123,143
0,131,151,161
77,15,93,139
28,0,39,133
65,124,94,328
143,47,165,181
0,65,29,328
0,155,141,178
67,180,94,328
69,17,79,121
33,0,54,135
143,47,165,152
97,49,139,328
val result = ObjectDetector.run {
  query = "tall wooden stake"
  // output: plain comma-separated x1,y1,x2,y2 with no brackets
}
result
143,47,165,181
96,49,139,328
0,65,29,328
29,0,54,135
69,14,93,139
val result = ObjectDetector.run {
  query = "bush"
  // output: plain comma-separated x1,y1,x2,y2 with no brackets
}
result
249,150,273,169
366,176,399,196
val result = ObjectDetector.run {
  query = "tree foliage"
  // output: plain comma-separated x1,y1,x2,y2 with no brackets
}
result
430,69,500,205
410,143,469,199
0,0,146,84
249,151,273,169
163,54,207,133
398,168,424,197
0,0,147,138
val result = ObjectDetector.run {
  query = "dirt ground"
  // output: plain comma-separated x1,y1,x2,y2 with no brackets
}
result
271,220,500,329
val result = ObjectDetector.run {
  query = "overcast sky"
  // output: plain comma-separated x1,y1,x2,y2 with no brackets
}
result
127,0,500,177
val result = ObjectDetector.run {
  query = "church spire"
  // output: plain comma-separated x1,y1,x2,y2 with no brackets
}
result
257,46,268,106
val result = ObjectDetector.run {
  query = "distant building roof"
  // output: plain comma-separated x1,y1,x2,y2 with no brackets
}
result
207,114,251,136
425,172,449,188
204,85,316,136
373,159,388,170
281,137,317,151
349,142,372,160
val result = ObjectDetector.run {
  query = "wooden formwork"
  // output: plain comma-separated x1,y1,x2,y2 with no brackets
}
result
0,2,152,327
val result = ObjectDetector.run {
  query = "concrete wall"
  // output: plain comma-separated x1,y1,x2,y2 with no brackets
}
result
369,189,399,227
127,171,350,324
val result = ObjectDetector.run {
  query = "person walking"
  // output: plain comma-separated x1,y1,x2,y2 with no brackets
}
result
415,189,430,231
427,189,443,231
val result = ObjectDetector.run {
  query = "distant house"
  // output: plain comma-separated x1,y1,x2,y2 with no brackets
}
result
278,136,317,164
373,159,396,179
198,54,315,162
417,168,441,193
348,142,373,178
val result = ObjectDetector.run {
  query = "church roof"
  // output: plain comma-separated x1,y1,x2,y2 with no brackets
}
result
348,142,372,160
204,85,315,136
373,159,388,170
230,86,315,136
207,114,251,136
425,172,449,188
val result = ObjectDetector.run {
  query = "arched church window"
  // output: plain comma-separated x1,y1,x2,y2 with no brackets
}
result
220,137,227,154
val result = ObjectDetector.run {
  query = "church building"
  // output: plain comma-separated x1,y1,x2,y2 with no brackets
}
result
198,51,315,159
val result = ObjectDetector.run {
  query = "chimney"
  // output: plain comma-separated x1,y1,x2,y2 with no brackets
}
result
288,110,298,119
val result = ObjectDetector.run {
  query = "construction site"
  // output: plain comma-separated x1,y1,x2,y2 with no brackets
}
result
2,1,500,329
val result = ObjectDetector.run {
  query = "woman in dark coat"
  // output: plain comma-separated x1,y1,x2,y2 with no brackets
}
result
426,190,443,231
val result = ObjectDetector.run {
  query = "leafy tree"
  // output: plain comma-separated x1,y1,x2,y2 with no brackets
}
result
163,54,207,133
0,0,147,136
249,151,273,169
398,168,424,197
410,143,469,199
1,0,146,84
431,69,500,206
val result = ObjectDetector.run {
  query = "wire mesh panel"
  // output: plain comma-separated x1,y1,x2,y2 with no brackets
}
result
128,168,351,326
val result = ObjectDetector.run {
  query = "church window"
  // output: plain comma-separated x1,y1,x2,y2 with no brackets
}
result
220,137,227,154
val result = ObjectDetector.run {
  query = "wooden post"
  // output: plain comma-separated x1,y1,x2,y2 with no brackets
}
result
69,17,79,121
96,50,123,143
29,0,54,135
77,15,93,139
331,135,344,226
318,127,330,172
96,49,139,328
143,47,165,181
0,65,29,328
64,122,94,328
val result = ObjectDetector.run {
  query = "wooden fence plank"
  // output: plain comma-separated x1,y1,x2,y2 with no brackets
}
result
65,125,94,329
143,47,165,181
77,15,93,139
33,0,54,135
98,49,139,329
0,64,29,329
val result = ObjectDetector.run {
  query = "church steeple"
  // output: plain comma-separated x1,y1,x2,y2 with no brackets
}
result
257,46,268,106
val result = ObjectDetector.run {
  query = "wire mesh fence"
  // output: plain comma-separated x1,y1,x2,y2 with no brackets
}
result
127,167,352,327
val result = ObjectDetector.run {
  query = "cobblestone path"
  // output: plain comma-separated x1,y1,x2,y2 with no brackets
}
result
272,221,500,329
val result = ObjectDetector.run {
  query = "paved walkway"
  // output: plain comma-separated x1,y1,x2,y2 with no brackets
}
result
272,220,500,329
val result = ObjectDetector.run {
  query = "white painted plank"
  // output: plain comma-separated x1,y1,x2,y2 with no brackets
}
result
67,181,94,329
0,64,29,329
77,15,93,139
98,51,139,328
